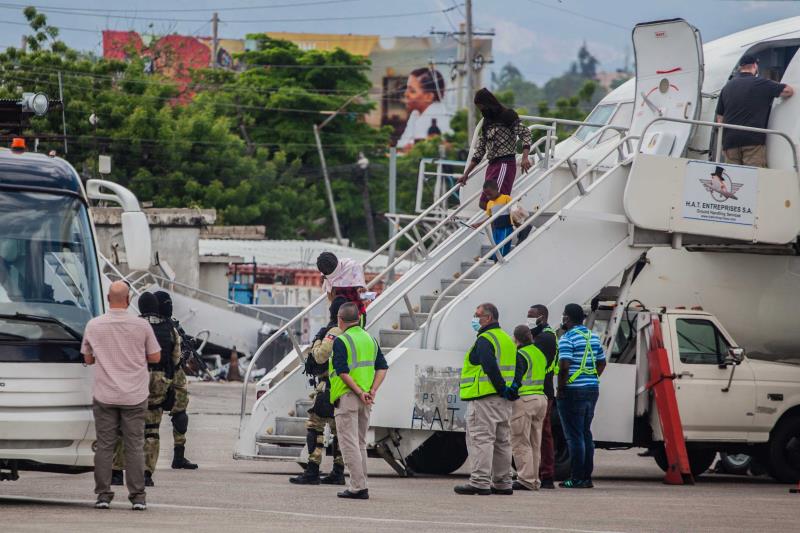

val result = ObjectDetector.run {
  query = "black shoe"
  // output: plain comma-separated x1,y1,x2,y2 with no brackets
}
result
539,479,556,489
289,462,320,485
171,445,198,470
491,486,514,495
454,484,491,495
320,464,345,485
512,481,532,491
337,489,369,499
144,471,154,487
582,479,594,488
111,470,123,486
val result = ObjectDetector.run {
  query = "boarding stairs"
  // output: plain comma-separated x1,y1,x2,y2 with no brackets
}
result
235,106,800,470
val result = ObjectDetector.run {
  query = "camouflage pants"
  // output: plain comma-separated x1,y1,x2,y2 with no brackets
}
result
306,411,343,467
170,367,189,447
113,371,171,473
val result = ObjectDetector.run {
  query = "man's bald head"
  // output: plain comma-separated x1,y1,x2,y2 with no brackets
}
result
107,281,131,309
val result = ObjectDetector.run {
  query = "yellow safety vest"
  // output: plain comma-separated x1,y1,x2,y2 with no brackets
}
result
328,326,378,403
517,344,546,396
460,327,517,400
566,329,599,384
543,326,560,375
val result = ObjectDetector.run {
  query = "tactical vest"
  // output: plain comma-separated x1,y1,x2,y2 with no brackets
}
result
517,344,546,396
144,315,176,379
567,329,599,384
328,326,378,404
460,327,517,400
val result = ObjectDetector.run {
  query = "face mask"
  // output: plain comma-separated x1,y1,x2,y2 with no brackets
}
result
471,317,482,332
527,317,541,330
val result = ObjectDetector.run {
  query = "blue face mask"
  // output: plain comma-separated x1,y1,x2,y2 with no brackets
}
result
471,317,482,332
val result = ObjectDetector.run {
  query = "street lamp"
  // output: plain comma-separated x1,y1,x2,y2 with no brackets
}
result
313,90,369,246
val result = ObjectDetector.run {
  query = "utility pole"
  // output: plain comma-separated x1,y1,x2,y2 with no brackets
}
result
211,12,219,69
465,0,475,140
313,124,343,245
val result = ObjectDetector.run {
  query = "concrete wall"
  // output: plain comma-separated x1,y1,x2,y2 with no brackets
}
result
91,207,216,289
199,257,235,300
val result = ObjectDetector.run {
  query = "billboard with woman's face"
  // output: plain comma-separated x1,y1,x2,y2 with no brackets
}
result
395,67,453,149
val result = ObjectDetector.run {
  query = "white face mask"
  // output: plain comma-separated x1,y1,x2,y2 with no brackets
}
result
526,318,538,330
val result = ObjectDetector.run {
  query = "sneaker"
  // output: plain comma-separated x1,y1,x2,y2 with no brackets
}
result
454,484,491,495
94,500,110,510
558,479,584,489
131,502,147,511
539,479,556,489
582,479,594,488
490,486,514,495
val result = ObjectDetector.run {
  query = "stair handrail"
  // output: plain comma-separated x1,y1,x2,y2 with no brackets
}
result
421,129,634,349
637,116,800,171
365,125,628,334
238,116,628,429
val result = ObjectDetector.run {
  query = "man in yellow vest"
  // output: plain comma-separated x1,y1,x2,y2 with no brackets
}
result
528,304,559,489
329,302,388,500
510,325,548,491
455,303,525,496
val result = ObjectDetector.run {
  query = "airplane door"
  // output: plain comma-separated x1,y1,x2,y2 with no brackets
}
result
767,50,800,170
631,19,704,157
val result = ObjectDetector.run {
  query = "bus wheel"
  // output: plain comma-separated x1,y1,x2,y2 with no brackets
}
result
405,431,468,475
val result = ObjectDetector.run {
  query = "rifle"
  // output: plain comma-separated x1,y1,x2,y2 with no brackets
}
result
171,318,217,381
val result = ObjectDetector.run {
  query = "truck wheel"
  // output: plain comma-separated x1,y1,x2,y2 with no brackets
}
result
767,415,800,483
718,453,751,475
405,431,468,475
651,445,716,477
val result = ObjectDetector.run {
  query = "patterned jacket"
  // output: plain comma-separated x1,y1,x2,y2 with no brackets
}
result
472,119,532,163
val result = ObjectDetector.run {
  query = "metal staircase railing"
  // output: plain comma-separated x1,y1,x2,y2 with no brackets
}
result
237,116,625,432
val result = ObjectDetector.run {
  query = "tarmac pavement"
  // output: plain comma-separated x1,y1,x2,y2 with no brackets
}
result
1,382,798,532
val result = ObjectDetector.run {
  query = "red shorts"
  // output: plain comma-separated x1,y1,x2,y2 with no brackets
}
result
479,157,516,208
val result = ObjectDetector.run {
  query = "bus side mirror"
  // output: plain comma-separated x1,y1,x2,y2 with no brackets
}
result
86,179,152,271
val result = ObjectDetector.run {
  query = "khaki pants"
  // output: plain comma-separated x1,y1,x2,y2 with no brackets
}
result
465,395,514,490
511,394,548,489
724,145,767,167
334,391,371,491
93,399,148,504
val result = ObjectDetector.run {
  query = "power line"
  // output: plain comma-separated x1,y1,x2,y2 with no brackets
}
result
0,0,359,13
0,5,460,24
523,0,628,31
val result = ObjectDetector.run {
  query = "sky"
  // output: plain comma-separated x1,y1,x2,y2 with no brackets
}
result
0,0,799,85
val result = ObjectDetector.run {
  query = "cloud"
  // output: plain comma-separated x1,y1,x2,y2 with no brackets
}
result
491,18,537,55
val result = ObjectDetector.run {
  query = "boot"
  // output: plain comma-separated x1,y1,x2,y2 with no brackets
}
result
320,463,345,485
289,462,320,485
171,445,198,470
111,469,123,486
144,470,154,487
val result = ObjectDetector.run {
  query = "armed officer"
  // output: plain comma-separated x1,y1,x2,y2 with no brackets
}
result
455,302,525,496
111,291,179,487
154,291,198,470
329,302,388,499
290,296,346,485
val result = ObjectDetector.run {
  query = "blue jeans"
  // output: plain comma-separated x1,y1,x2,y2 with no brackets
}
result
557,387,599,481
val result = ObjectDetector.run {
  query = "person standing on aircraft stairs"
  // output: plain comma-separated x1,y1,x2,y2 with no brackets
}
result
458,88,533,210
455,303,525,495
472,180,514,261
317,252,373,326
556,303,606,489
290,296,348,485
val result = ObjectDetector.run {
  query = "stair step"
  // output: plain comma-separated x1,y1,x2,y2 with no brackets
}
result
379,329,414,348
256,443,304,458
480,244,493,256
257,434,307,445
420,294,456,314
460,261,492,276
275,416,308,437
399,312,429,330
295,399,314,417
440,278,477,296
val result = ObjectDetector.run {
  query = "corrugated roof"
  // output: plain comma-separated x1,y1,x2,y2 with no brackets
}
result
199,239,414,273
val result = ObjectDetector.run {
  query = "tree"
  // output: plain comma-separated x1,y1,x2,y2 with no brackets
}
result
491,63,544,115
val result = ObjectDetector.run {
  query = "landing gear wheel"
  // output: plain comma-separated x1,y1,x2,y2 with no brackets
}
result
405,432,468,475
767,415,800,483
651,445,716,478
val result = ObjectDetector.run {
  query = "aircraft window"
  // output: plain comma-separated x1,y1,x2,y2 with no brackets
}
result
676,318,730,365
740,44,799,82
574,104,616,142
599,102,634,143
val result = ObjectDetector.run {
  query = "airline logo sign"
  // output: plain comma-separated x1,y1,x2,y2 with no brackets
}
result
682,161,757,226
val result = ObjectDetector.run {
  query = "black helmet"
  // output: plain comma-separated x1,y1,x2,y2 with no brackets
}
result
153,290,173,319
138,292,159,316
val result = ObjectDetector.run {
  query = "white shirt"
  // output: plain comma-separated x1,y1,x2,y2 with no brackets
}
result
397,101,453,148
